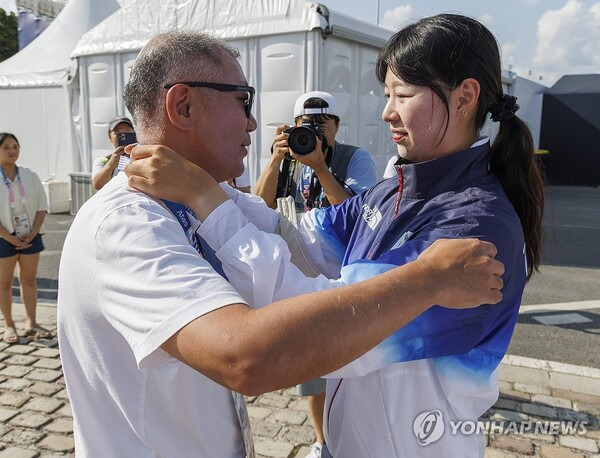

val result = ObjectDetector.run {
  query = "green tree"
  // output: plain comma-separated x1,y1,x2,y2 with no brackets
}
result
0,8,18,62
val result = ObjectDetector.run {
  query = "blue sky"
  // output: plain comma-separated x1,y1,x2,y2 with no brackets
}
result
325,0,600,86
2,0,598,86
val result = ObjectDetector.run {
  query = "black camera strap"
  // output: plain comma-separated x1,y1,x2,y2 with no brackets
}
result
276,156,298,200
305,145,333,209
306,143,359,208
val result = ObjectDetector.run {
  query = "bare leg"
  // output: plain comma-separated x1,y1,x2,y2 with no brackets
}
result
0,255,19,329
16,253,40,329
308,393,326,446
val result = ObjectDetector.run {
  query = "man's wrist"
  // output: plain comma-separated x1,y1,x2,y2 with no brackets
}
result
408,257,443,307
312,162,330,176
269,154,284,168
188,189,229,222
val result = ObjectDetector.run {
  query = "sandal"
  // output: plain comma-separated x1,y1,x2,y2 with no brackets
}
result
3,326,19,344
23,325,52,339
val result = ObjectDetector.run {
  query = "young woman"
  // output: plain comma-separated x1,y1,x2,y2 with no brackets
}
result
125,14,544,457
0,133,50,343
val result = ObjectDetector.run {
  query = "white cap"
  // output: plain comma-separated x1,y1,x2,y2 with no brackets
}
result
293,91,340,119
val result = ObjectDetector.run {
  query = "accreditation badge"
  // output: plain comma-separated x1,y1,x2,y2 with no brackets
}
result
13,212,31,237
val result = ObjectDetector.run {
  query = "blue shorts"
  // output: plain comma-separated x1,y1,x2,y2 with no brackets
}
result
0,234,44,258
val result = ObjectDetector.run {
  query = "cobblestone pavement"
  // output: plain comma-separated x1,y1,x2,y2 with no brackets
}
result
0,306,597,457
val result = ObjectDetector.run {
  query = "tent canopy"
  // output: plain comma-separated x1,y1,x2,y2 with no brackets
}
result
72,0,390,58
0,0,120,87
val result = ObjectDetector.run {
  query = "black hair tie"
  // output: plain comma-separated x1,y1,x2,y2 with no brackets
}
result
490,94,519,123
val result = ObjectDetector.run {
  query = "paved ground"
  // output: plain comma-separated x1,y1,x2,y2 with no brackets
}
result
0,305,599,457
2,185,599,457
509,186,600,369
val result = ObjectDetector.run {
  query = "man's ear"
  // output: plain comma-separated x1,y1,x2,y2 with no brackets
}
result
164,85,196,131
454,78,481,117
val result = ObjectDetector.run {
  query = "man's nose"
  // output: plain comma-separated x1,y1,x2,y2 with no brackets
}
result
247,114,258,132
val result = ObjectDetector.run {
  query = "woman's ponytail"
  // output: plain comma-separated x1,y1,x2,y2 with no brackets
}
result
490,113,545,279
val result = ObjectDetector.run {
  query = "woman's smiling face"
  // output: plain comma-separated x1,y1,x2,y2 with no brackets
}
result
381,68,478,164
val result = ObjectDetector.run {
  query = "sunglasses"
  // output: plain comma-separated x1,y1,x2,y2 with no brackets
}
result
163,82,255,118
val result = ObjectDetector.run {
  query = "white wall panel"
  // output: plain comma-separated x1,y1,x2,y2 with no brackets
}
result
358,46,390,176
321,38,354,146
118,52,139,120
257,34,306,173
320,38,391,177
0,87,71,180
84,55,119,163
87,57,115,98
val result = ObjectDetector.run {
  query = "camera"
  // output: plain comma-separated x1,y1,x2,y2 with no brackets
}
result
285,121,323,155
117,132,137,147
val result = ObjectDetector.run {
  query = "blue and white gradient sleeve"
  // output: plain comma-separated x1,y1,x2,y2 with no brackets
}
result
297,209,346,279
198,199,343,308
220,182,280,233
326,224,525,379
221,182,346,279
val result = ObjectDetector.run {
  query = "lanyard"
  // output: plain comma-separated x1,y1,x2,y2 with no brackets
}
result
162,199,253,457
122,149,254,455
1,166,27,209
162,200,228,279
119,154,227,279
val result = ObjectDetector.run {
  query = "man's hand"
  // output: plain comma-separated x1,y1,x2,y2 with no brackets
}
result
271,125,291,162
108,147,125,166
290,137,327,172
124,144,228,221
416,238,504,308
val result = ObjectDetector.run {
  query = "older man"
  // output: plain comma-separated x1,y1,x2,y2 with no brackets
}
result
58,31,503,457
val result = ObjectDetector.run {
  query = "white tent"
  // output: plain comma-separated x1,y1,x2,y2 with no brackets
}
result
0,0,121,181
71,0,394,183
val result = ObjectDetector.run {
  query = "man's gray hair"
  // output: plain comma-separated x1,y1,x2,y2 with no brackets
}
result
124,31,240,138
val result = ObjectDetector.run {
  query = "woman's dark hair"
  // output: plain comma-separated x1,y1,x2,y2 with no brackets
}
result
0,133,19,147
376,14,544,278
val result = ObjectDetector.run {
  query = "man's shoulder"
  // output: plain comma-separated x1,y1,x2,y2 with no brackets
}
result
77,175,167,226
335,143,372,155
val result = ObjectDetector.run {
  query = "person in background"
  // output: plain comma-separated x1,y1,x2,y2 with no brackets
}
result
382,153,399,179
0,133,49,343
91,116,136,190
255,91,376,213
254,92,377,456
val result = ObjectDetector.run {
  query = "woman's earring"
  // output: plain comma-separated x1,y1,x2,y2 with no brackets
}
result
461,110,468,118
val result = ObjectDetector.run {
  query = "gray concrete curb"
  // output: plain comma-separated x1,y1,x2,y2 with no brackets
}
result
500,354,600,398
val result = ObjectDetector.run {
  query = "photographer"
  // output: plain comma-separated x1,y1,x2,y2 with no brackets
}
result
91,116,136,190
254,92,376,213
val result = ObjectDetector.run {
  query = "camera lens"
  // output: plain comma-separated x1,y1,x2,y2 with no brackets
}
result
288,126,317,155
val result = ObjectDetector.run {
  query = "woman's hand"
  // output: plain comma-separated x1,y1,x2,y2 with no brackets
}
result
124,144,229,221
5,234,32,250
19,232,36,245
